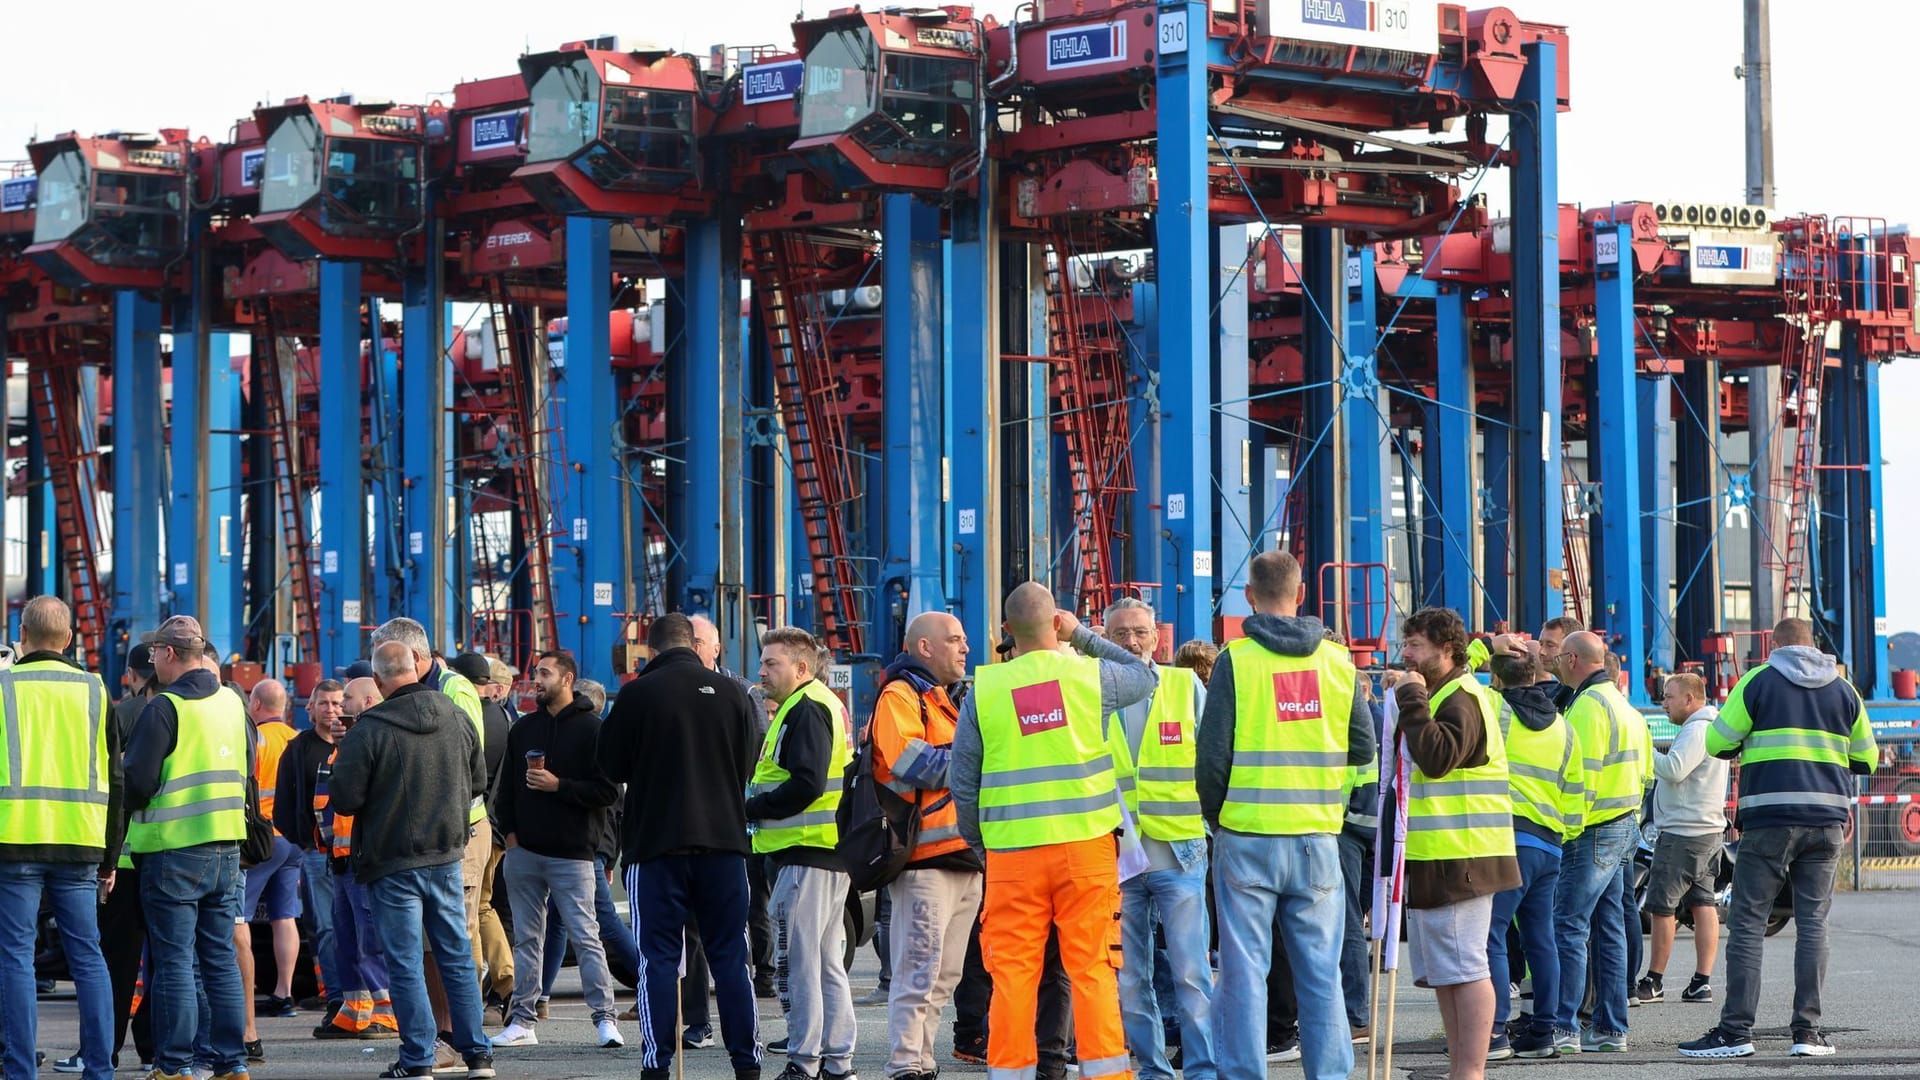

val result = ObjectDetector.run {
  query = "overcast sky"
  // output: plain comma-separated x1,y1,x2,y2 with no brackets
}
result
7,1,1918,624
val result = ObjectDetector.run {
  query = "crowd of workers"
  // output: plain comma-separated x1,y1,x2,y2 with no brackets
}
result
0,546,1880,1080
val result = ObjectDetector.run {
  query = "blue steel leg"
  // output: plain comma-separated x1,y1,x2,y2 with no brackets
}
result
115,290,164,677
1482,407,1511,627
318,261,365,674
1431,286,1475,618
883,195,949,644
557,217,620,682
1508,40,1564,632
401,245,451,645
1673,361,1720,659
1342,247,1387,641
1591,222,1646,700
1153,1,1214,643
1215,226,1253,635
1300,228,1341,594
1128,280,1159,600
1639,374,1675,674
680,216,742,651
947,192,995,649
1860,349,1890,697
368,340,399,626
207,334,243,656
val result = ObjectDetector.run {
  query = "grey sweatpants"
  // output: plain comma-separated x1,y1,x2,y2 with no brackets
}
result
505,847,617,1025
771,862,856,1072
885,867,983,1078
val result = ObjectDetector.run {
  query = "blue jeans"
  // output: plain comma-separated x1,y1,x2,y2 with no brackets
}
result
1337,831,1373,1030
1212,831,1351,1080
139,843,246,1075
1489,845,1561,1034
0,862,114,1080
364,862,489,1068
1120,860,1215,1080
301,848,340,1005
1619,854,1641,994
1554,816,1633,1036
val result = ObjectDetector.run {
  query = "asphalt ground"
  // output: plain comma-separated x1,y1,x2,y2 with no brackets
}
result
25,890,1920,1080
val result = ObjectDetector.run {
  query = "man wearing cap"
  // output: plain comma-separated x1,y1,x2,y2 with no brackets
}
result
123,615,254,1080
0,596,119,1080
450,652,515,1009
90,643,160,1070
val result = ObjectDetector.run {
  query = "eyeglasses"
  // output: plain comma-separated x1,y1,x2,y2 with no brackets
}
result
1109,628,1157,639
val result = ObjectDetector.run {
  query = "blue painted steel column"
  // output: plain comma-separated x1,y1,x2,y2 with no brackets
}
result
883,194,948,646
556,217,620,681
1859,349,1890,698
1591,222,1647,700
206,334,243,655
367,340,399,625
1428,285,1475,617
1639,374,1675,673
948,191,995,649
317,261,365,674
1300,228,1341,593
1508,40,1563,632
1342,247,1388,640
1215,226,1252,631
1154,0,1213,642
1127,281,1159,595
401,228,451,645
679,216,740,632
114,291,164,670
1482,405,1511,626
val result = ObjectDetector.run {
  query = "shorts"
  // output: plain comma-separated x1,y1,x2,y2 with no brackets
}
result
1406,893,1493,989
1645,831,1720,916
240,834,304,922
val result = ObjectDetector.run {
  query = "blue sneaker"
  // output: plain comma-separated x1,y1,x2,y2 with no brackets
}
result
1487,1033,1514,1061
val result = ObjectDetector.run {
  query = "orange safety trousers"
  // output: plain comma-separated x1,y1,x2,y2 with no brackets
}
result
981,836,1132,1080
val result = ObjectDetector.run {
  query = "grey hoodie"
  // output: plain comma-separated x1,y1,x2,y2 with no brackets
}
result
1652,705,1730,836
1768,644,1839,688
1195,614,1376,830
328,682,486,884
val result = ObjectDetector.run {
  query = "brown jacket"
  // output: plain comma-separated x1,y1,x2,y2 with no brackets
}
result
1395,668,1521,908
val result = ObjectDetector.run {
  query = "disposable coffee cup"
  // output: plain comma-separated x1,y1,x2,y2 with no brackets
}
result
526,749,546,771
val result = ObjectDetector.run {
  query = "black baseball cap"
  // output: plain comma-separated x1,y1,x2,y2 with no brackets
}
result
449,652,491,687
125,643,156,679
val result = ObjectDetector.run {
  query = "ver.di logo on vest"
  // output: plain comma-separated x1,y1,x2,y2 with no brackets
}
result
1159,721,1183,745
1270,670,1323,722
1010,681,1069,736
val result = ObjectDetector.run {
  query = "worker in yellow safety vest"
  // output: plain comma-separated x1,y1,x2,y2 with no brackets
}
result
951,581,1156,1080
1197,551,1377,1080
1103,596,1213,1080
1548,630,1651,1050
1482,647,1586,1059
0,595,118,1079
123,615,254,1079
747,626,856,1078
1392,606,1519,1080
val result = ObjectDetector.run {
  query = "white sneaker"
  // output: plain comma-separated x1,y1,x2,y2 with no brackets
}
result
492,1022,539,1047
597,1019,625,1048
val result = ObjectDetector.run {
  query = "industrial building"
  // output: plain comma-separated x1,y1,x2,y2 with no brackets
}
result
2,2,1916,843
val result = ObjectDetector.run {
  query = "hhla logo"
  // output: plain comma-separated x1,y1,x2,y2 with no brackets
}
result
1271,670,1323,721
1010,681,1070,736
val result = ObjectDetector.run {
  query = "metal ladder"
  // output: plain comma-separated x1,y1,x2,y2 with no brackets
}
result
1043,238,1136,619
1765,216,1838,614
255,319,321,663
28,358,107,670
485,282,560,663
751,230,867,656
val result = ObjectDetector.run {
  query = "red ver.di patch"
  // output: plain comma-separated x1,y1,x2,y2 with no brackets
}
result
1011,681,1069,736
1271,670,1323,721
1159,721,1183,745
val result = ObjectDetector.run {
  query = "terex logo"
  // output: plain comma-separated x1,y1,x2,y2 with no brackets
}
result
486,231,535,249
1010,680,1069,736
1271,670,1323,722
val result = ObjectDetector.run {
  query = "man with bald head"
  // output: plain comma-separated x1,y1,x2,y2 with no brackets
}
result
1548,630,1652,1053
868,610,981,1080
238,677,304,1045
952,583,1154,1080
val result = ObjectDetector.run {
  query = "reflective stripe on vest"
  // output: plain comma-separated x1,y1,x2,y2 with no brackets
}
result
1116,666,1204,841
1344,756,1381,830
0,664,110,849
1566,680,1648,826
1219,638,1355,836
436,668,489,826
751,680,850,854
973,650,1121,850
1405,676,1516,862
126,688,249,854
1497,700,1581,841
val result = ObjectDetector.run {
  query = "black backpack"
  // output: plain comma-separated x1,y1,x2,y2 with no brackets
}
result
834,689,924,892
